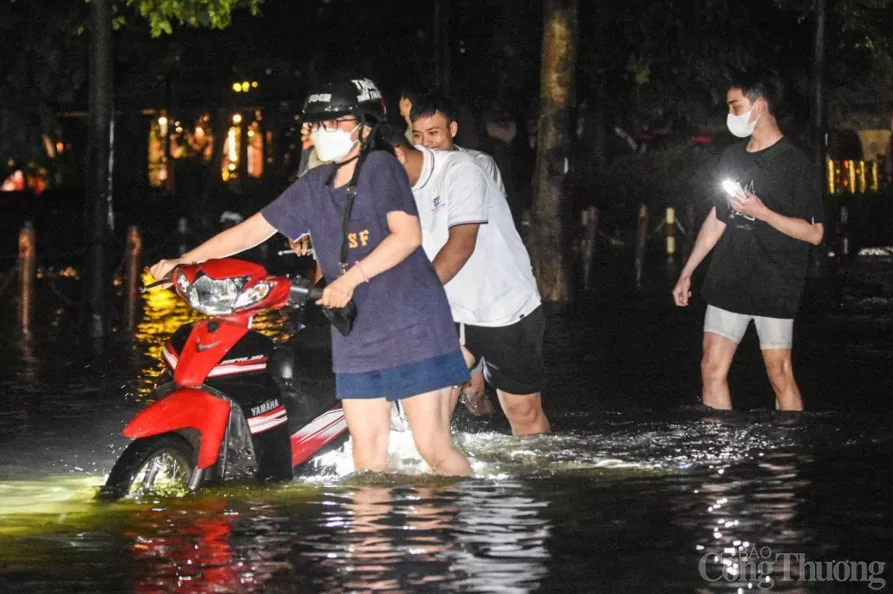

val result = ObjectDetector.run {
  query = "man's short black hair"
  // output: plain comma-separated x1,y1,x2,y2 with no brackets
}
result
378,121,414,151
727,72,781,114
409,93,458,125
399,85,430,105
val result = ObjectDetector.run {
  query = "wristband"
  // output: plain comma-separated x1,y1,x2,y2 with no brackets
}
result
354,260,370,283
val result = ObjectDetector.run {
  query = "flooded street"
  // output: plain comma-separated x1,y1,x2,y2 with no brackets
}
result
1,262,892,592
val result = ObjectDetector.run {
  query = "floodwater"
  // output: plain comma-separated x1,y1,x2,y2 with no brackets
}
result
1,261,892,593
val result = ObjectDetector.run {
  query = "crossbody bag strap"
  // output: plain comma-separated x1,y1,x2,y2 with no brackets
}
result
339,185,358,274
337,150,371,275
326,121,380,275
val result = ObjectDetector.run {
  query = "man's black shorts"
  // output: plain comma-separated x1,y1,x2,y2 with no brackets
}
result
456,306,545,395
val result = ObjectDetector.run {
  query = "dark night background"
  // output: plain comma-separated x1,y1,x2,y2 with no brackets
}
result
1,0,892,270
1,4,893,592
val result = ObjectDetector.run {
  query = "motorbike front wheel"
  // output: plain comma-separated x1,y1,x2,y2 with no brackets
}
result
100,433,196,500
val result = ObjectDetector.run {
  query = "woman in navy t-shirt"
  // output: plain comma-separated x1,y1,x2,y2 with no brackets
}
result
150,78,472,477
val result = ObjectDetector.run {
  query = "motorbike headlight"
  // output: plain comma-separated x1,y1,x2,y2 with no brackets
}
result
233,280,273,311
185,275,250,316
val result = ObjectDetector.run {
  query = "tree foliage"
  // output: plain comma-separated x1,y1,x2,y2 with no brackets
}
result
124,0,264,37
0,0,266,178
3,0,893,183
821,0,893,127
0,1,88,177
579,0,893,134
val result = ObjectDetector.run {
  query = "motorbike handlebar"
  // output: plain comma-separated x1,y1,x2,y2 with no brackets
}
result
288,277,322,306
140,264,183,293
288,277,356,336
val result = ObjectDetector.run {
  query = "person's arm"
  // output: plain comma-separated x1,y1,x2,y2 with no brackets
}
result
681,207,726,277
149,212,276,280
318,210,422,308
432,224,479,284
673,207,726,306
353,210,422,279
730,192,824,246
316,154,426,308
758,208,824,245
431,158,489,284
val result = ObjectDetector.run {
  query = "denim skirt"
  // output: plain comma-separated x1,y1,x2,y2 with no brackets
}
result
335,349,470,401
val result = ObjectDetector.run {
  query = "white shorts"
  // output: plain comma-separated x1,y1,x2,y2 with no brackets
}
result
704,305,793,350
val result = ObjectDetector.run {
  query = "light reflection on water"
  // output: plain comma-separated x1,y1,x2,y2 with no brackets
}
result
2,415,890,592
1,266,893,591
0,477,555,593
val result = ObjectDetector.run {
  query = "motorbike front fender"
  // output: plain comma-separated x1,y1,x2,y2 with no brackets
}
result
123,388,231,470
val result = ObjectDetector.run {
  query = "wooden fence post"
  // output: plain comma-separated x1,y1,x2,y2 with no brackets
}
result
665,206,676,262
634,205,649,291
839,205,849,258
124,226,143,329
18,222,36,331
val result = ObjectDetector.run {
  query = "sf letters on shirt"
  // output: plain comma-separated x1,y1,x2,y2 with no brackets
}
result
348,229,370,249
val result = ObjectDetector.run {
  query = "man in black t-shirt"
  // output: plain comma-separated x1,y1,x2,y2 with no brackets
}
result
672,76,825,411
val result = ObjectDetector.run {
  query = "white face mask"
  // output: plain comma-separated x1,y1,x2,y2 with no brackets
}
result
311,124,360,162
726,107,759,138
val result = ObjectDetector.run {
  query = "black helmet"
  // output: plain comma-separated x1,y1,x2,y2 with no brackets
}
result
302,78,387,123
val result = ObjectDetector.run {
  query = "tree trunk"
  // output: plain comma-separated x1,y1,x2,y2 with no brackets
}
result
530,0,578,301
83,0,114,339
811,0,827,197
808,0,827,277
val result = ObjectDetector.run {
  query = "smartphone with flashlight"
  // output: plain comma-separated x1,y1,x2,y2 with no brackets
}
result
721,179,748,200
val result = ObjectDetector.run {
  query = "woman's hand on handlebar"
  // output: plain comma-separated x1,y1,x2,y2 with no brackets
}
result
317,270,360,309
289,236,312,256
149,258,185,282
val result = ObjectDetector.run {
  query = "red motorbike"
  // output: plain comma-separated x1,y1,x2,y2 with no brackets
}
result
101,258,351,500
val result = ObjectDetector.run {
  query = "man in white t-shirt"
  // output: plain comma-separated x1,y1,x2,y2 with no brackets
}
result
408,94,509,412
383,126,551,436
